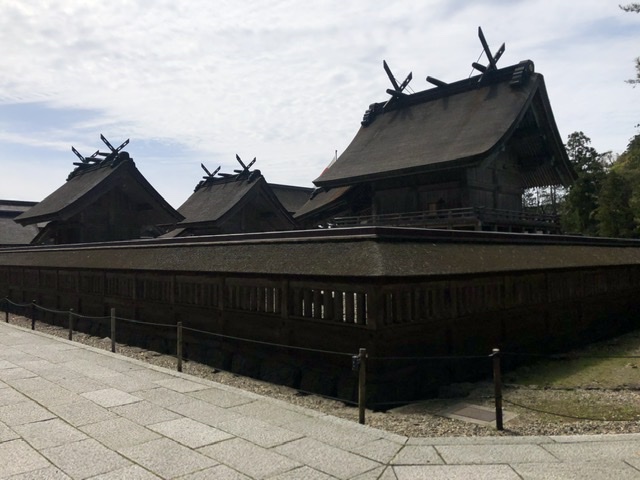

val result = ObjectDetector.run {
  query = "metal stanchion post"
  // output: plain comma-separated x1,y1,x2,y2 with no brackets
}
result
492,348,504,431
31,300,36,330
110,308,116,353
358,347,367,425
177,322,183,372
68,309,74,341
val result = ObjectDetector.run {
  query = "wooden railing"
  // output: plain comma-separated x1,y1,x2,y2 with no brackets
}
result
331,207,559,230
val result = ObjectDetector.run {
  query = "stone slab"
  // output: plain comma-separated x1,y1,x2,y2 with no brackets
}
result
80,417,160,450
119,438,217,479
110,400,182,426
48,398,117,427
0,400,56,426
512,461,640,480
148,417,233,448
13,418,87,449
42,438,131,479
274,437,382,479
199,437,301,479
435,444,560,465
188,387,254,408
542,440,640,461
154,377,210,393
81,387,142,408
0,439,51,478
217,415,303,448
393,464,522,480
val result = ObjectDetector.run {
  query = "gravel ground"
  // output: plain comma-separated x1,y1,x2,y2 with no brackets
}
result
5,313,640,438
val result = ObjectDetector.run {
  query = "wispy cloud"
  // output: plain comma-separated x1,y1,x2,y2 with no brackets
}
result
0,0,638,206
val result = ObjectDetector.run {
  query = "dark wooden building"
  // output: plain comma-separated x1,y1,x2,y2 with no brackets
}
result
296,40,576,232
164,159,297,237
0,200,39,246
14,138,183,245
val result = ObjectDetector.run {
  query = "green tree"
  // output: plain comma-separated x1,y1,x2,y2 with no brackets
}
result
609,133,640,234
561,132,607,235
595,170,634,237
621,3,640,85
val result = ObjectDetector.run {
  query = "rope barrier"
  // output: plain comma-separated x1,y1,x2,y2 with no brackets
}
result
502,398,639,422
182,325,355,357
2,298,32,308
369,354,490,361
502,351,640,360
33,304,69,315
115,317,174,328
4,294,640,427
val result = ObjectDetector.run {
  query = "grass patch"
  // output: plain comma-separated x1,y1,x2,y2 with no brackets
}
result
504,330,640,389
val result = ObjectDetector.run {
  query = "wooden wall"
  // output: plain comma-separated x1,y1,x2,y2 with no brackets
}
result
2,262,639,404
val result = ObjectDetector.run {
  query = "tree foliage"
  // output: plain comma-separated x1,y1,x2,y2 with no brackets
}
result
561,132,608,235
561,131,640,238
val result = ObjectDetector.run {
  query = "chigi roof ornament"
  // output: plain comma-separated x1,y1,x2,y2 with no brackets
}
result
362,26,511,127
68,134,130,180
195,154,261,191
382,60,413,111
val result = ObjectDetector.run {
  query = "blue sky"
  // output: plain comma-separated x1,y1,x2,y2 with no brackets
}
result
0,0,638,208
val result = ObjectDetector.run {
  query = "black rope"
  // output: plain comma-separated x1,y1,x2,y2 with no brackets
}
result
502,351,640,360
182,326,355,357
503,398,638,422
115,317,174,328
3,298,32,308
370,354,490,361
35,304,71,315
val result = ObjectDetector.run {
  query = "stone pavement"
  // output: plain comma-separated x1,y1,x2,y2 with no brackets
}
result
1,322,640,479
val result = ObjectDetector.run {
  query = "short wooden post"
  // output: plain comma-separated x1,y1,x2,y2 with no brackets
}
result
31,300,36,330
358,347,367,425
68,309,74,341
177,322,183,372
492,348,504,431
110,308,116,353
4,299,8,323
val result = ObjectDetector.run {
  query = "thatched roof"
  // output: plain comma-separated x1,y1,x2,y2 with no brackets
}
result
314,62,575,189
15,156,182,226
2,227,640,278
172,173,296,233
0,200,39,246
268,183,313,215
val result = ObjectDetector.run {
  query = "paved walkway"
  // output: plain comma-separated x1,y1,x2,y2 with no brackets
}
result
1,323,640,480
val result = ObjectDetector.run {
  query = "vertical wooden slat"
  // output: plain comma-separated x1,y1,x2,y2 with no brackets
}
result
303,289,312,317
312,290,322,319
323,290,334,321
257,287,265,312
334,291,344,322
356,293,367,325
345,292,355,323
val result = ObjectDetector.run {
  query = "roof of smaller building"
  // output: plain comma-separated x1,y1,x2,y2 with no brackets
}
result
177,175,262,226
0,200,39,246
294,186,351,220
173,162,296,231
15,153,182,226
268,183,313,215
